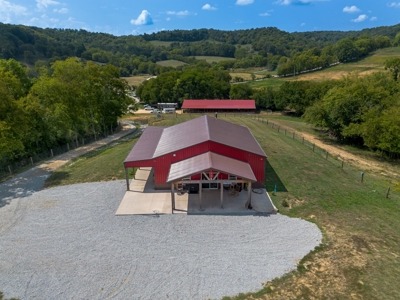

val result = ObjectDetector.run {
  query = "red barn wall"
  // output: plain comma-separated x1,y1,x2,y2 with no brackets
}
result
152,141,265,184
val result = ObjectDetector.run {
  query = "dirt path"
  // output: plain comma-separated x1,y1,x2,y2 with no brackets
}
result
270,120,399,178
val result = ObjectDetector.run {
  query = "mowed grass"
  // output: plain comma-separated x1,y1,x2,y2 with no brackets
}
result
43,113,400,299
44,137,139,188
156,59,187,67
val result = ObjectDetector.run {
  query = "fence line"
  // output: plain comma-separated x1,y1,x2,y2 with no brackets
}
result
247,115,399,199
0,125,119,182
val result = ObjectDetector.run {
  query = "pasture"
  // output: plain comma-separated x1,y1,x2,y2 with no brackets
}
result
156,59,187,67
122,75,154,86
193,56,235,63
46,113,400,299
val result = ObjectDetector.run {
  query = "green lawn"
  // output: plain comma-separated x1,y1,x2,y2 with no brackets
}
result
44,113,400,299
44,137,139,188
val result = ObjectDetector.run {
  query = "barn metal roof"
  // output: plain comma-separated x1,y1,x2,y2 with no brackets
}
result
124,126,165,162
167,152,257,183
124,115,266,163
182,100,256,109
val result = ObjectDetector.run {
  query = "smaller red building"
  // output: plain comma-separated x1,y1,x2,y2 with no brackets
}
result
181,99,256,113
124,116,267,195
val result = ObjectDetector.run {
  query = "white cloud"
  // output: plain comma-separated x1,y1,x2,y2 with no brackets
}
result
53,7,68,14
0,0,27,23
301,22,306,26
370,16,377,21
351,14,367,22
202,4,217,10
36,0,60,10
275,0,328,5
343,6,360,13
167,10,191,16
259,11,272,16
388,2,400,8
236,0,254,5
166,17,171,21
130,10,153,25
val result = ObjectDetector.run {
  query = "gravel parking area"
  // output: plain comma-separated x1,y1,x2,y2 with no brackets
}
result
0,181,322,300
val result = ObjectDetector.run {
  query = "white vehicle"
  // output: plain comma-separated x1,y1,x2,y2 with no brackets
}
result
151,109,161,114
162,108,175,114
144,106,154,110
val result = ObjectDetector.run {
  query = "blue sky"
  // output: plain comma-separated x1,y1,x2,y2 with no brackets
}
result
1,0,400,36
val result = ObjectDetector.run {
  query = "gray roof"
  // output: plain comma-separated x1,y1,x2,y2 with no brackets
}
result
167,152,257,182
124,115,266,163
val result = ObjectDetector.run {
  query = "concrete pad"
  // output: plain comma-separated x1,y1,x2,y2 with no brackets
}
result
116,167,277,215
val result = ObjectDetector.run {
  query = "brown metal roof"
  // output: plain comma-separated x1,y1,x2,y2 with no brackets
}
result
123,127,166,163
153,115,266,158
167,152,257,183
124,115,266,163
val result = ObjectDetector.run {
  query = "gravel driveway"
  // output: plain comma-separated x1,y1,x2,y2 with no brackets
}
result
0,180,321,300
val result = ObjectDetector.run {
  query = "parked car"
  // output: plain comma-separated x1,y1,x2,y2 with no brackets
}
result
162,108,175,114
150,109,161,114
144,106,154,110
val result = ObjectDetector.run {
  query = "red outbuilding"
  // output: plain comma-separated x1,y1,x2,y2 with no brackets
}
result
123,115,267,208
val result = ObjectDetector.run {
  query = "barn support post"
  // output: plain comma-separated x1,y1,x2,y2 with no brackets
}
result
171,183,175,213
125,167,130,191
199,183,203,210
247,181,252,207
220,183,224,208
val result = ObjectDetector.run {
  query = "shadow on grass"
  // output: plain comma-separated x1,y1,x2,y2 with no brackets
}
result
43,171,70,189
265,159,287,193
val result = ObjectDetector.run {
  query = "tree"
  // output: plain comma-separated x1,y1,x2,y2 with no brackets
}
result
229,83,253,99
385,58,400,81
334,38,360,62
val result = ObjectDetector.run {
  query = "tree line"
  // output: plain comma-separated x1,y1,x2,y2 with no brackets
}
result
0,58,133,165
136,59,400,156
2,22,400,78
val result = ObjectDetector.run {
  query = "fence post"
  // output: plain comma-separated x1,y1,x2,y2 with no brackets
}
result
341,160,344,169
285,129,287,135
361,172,364,183
67,143,70,151
8,165,12,175
278,126,280,132
326,151,328,160
386,187,391,199
51,149,54,157
30,157,33,165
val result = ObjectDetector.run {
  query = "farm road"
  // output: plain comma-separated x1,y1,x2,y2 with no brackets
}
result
0,121,140,232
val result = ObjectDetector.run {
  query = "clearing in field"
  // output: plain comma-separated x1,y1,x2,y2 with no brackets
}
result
156,59,187,67
122,75,154,86
193,56,235,63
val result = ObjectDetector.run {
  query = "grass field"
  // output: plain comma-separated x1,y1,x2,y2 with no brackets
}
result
156,59,187,67
248,46,400,89
122,75,154,86
193,56,235,63
45,113,400,299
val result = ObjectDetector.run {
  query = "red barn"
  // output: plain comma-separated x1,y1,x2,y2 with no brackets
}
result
123,116,267,207
181,99,256,113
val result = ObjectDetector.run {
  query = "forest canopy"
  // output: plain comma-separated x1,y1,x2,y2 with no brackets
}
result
0,58,134,165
